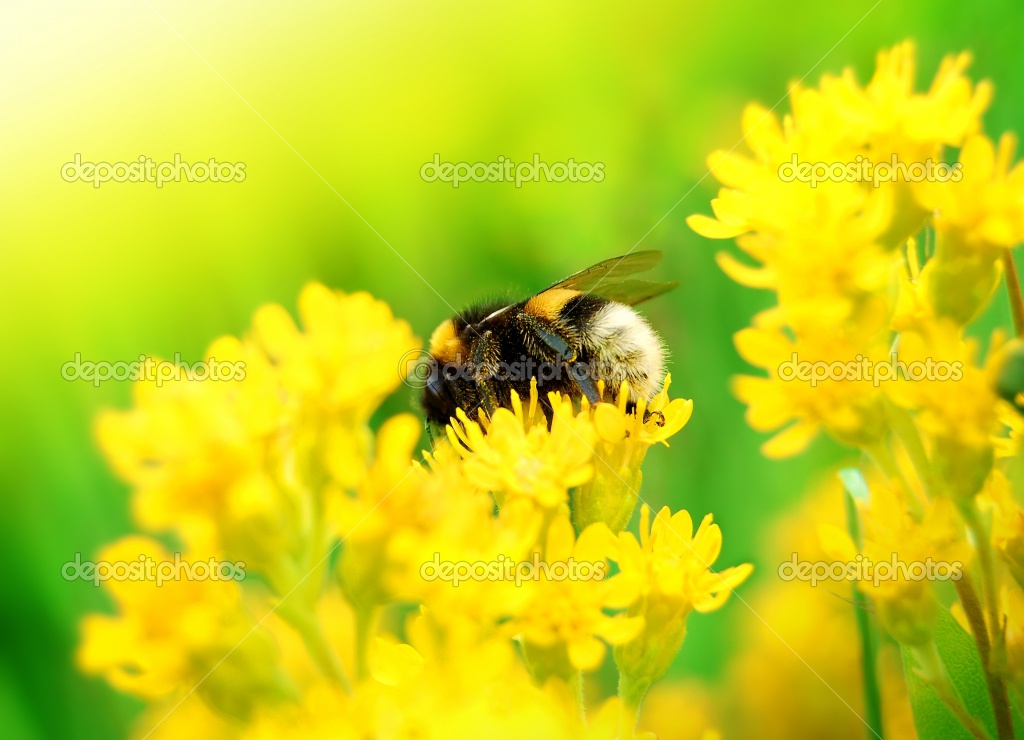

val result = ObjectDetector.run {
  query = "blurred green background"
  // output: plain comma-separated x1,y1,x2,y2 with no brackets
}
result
2,0,1023,737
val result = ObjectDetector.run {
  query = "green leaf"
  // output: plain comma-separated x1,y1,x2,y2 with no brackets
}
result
900,604,1024,740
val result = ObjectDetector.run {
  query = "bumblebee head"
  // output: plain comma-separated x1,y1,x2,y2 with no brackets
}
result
420,354,458,431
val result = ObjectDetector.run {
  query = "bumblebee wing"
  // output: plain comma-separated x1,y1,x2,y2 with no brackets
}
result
537,251,676,306
587,277,679,306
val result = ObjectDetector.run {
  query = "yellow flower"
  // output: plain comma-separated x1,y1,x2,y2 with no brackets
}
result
250,284,420,488
815,42,990,158
244,681,362,740
333,413,425,610
77,537,281,715
346,620,578,740
447,386,595,510
333,414,541,623
513,515,643,679
575,374,694,531
613,505,752,709
251,284,418,420
917,133,1024,253
94,337,289,560
82,282,721,737
821,486,969,645
888,322,1000,499
688,43,1000,463
730,312,890,457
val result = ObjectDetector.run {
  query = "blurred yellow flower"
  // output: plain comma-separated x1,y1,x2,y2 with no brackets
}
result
78,537,280,715
820,486,968,645
514,516,643,679
613,504,751,729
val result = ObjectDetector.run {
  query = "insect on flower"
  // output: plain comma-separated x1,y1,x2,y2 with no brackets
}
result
420,252,678,434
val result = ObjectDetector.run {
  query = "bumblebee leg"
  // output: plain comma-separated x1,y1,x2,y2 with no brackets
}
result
471,330,500,417
519,314,600,406
519,313,576,361
642,409,666,427
568,361,601,405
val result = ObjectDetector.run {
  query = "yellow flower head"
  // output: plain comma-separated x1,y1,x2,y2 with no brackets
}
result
730,312,890,458
77,537,279,713
613,505,752,693
575,374,694,531
251,283,418,419
251,284,420,487
888,321,1000,499
815,42,990,156
619,504,753,617
94,337,288,557
821,486,969,644
447,385,596,510
917,133,1024,253
512,515,643,677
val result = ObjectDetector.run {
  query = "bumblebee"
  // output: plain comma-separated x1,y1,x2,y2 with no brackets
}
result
420,251,677,432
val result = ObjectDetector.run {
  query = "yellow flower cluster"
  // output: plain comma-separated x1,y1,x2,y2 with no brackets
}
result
79,284,748,739
690,41,1024,736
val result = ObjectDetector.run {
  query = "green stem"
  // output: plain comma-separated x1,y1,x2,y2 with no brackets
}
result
959,504,1005,658
1003,251,1024,338
957,574,1015,740
958,502,1013,738
355,604,380,681
863,440,922,518
845,490,885,740
617,672,651,740
291,608,352,694
568,670,587,726
884,399,938,504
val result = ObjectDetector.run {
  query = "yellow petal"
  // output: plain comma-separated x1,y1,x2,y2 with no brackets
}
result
761,421,819,459
716,251,775,289
593,403,628,442
686,214,748,240
818,524,858,562
595,615,645,645
369,638,424,687
567,636,606,671
546,515,576,564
